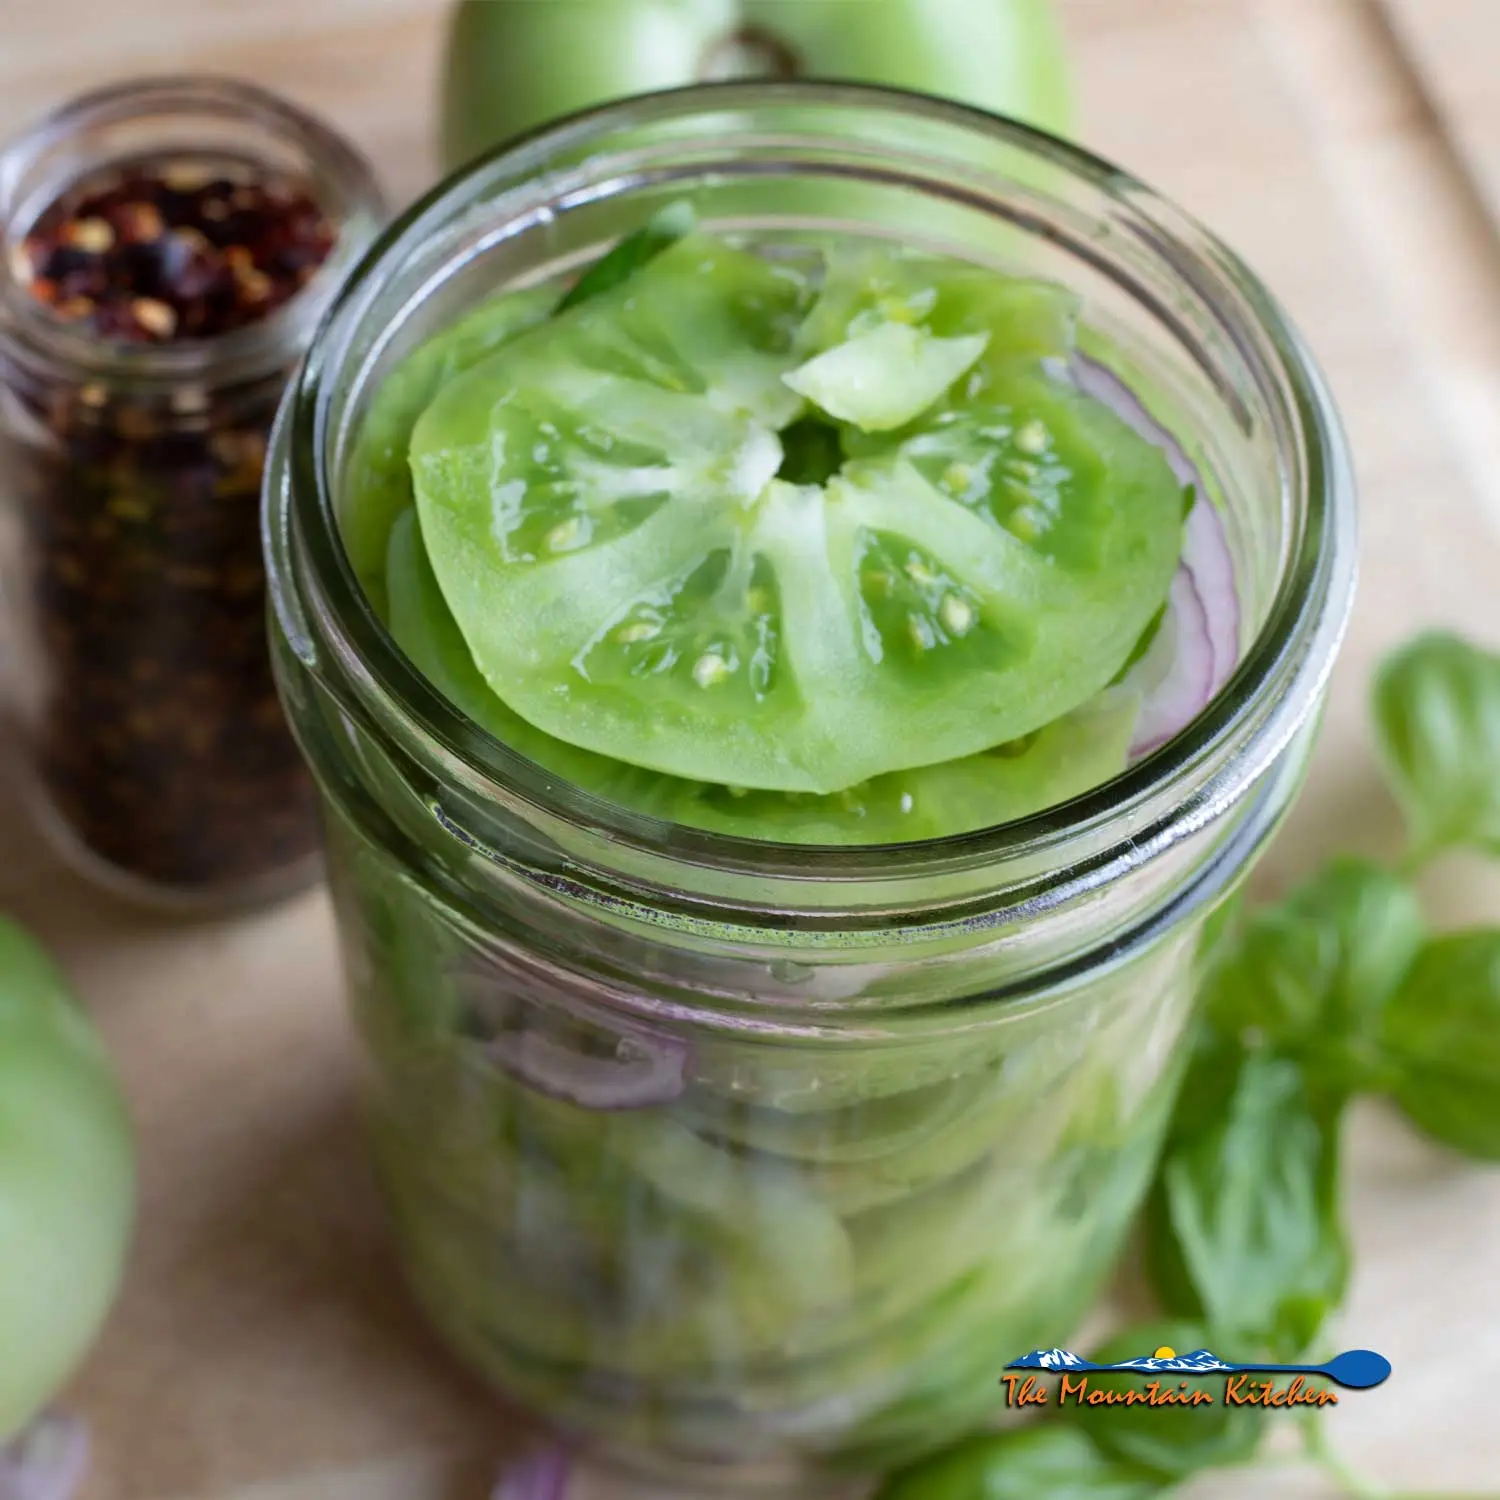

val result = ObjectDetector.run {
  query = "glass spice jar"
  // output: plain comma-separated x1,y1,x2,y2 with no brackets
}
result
0,77,384,909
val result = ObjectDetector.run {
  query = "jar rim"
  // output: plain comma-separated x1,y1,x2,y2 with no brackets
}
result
0,73,385,391
271,80,1355,911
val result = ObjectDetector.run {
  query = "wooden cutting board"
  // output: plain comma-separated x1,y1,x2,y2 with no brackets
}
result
3,1,1500,1496
1382,0,1500,229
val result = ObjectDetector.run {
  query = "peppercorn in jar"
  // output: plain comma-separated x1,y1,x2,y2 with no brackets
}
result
0,78,383,908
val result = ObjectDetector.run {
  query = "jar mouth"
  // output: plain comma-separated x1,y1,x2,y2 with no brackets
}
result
274,80,1355,897
0,74,384,391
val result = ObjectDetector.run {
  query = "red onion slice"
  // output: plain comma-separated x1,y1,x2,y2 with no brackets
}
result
492,1445,570,1500
1071,355,1242,752
1070,356,1201,489
486,1027,687,1111
1183,492,1239,694
1126,570,1216,756
0,1415,89,1500
455,949,688,1110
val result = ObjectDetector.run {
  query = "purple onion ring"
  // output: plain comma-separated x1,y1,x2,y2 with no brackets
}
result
0,1415,90,1500
491,1445,570,1500
1072,356,1241,754
486,1027,688,1111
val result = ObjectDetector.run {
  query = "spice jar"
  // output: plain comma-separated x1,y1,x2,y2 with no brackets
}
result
0,77,383,909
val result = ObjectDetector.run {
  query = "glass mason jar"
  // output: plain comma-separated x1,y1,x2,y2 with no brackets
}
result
0,77,384,910
264,85,1355,1489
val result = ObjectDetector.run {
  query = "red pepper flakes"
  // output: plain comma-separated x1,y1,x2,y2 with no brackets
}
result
13,157,336,341
0,153,343,895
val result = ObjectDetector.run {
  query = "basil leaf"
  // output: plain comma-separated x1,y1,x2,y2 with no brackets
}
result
1283,859,1426,1041
1145,1046,1348,1359
1059,1320,1265,1479
1372,632,1500,860
1203,905,1336,1047
1205,859,1424,1081
875,1425,1162,1500
554,200,696,313
1380,931,1500,1159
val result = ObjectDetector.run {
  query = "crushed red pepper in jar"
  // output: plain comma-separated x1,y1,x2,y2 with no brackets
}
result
14,160,336,341
0,88,383,908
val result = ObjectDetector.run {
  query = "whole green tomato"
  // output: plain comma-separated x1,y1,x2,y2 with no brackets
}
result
0,917,135,1439
441,0,1073,171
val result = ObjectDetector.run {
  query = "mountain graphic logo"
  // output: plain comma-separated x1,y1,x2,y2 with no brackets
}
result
1005,1345,1391,1390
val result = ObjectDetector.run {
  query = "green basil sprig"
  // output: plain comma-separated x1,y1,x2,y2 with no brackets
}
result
1145,1046,1348,1360
1204,859,1424,1077
553,200,696,313
1373,631,1500,863
1057,1320,1265,1479
1380,931,1500,1159
876,1424,1163,1500
874,631,1500,1500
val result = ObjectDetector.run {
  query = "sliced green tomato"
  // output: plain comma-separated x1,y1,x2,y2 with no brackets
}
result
341,284,554,607
510,1086,854,1317
385,507,681,809
648,690,1136,842
783,323,990,432
409,240,1173,795
413,289,1179,791
679,1072,995,1167
548,231,811,426
385,1159,839,1375
378,1065,856,1373
386,509,1138,841
796,243,1079,380
387,507,521,732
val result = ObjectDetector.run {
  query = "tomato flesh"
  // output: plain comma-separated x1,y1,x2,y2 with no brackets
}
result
385,506,1139,842
408,235,1183,796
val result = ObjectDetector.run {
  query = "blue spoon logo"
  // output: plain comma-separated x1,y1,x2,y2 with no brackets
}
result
1006,1346,1392,1390
1229,1350,1391,1390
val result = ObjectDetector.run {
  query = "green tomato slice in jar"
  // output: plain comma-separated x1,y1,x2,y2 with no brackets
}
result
341,286,555,611
385,506,1138,841
409,233,1184,795
794,243,1081,374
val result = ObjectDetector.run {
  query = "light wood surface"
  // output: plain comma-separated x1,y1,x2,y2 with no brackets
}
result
1383,0,1500,228
3,1,1500,1496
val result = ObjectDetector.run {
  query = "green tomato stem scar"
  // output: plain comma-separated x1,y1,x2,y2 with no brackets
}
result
696,25,801,82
